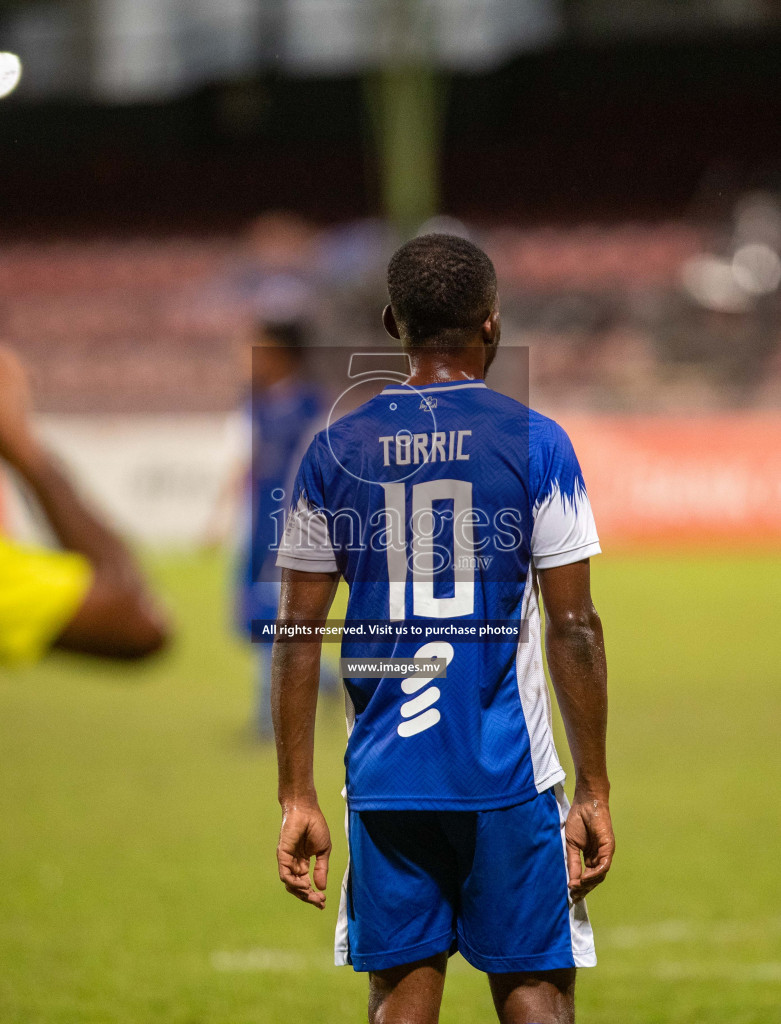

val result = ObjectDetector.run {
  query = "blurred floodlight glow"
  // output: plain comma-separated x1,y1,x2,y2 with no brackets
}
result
731,244,781,296
0,53,22,99
680,255,751,313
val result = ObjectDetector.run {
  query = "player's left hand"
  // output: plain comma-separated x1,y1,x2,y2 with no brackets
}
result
565,792,615,903
276,803,331,910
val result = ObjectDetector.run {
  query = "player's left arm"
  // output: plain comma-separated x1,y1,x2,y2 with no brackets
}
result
273,567,340,910
538,558,614,902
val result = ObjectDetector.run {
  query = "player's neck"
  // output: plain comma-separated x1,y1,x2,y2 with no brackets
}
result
404,351,486,387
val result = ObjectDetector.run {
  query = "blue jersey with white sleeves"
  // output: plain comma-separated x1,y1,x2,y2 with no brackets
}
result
277,379,600,810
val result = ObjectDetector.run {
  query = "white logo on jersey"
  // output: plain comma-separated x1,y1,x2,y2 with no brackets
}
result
420,396,437,410
397,641,454,738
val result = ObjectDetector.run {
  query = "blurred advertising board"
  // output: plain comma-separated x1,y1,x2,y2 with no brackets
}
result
2,413,780,549
1,415,241,547
565,415,781,548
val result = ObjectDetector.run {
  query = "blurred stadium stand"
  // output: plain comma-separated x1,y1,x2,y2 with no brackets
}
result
2,216,778,416
0,0,779,543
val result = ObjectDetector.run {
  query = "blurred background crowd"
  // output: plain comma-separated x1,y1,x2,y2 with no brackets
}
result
1,0,780,419
5,206,781,417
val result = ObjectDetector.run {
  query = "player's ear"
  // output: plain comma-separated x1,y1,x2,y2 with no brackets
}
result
382,305,401,340
482,310,500,346
482,310,500,375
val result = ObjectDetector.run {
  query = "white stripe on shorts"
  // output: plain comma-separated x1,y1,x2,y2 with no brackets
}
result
554,782,597,967
334,797,351,966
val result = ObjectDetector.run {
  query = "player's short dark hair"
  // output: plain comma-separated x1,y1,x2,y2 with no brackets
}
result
387,234,497,345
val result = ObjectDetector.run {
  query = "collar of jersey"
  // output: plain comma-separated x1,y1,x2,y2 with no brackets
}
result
381,379,487,395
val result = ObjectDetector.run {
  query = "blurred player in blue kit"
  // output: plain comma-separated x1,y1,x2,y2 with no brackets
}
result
271,235,614,1023
210,305,343,738
220,318,329,739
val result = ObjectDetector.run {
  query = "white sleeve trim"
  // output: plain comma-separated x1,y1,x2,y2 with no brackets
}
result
275,494,338,573
276,553,339,573
534,540,602,569
532,481,601,568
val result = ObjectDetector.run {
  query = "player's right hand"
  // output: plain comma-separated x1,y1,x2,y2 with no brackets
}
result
276,803,332,910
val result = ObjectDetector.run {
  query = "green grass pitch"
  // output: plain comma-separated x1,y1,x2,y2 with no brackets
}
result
1,551,780,1023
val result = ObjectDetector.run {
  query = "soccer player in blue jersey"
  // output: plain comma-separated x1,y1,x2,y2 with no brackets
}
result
271,234,614,1024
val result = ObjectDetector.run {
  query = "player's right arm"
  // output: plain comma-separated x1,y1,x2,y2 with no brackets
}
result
273,567,340,909
531,417,614,902
539,558,614,903
0,347,170,659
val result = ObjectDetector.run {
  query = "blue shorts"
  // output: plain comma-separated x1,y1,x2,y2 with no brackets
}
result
334,783,596,974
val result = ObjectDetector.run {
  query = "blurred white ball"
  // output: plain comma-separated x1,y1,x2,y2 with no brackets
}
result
0,53,22,99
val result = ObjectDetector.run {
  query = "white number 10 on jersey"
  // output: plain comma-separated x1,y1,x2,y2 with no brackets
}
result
382,480,475,620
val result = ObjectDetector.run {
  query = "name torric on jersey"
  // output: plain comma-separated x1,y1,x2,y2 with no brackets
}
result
379,430,472,467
